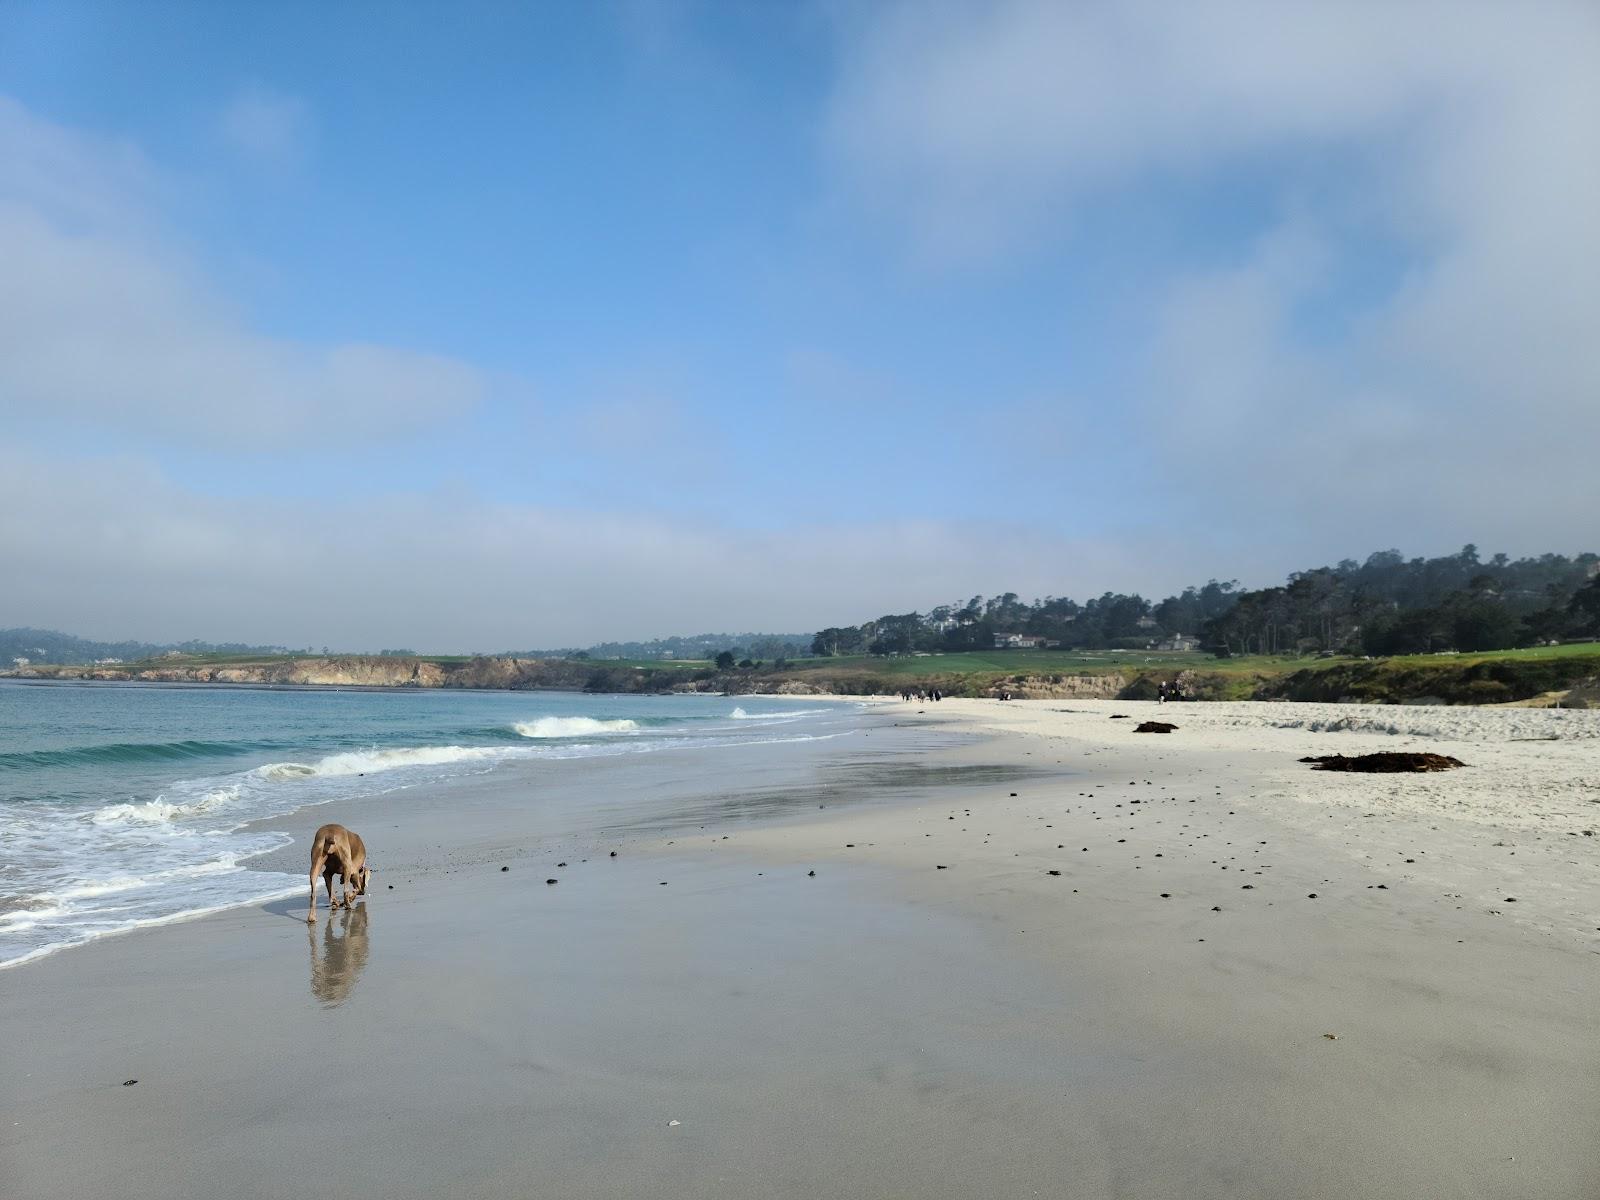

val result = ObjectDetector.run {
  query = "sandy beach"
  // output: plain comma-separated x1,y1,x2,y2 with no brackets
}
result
2,697,1596,1199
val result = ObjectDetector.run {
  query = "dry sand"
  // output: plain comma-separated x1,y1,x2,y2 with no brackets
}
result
1,698,1596,1199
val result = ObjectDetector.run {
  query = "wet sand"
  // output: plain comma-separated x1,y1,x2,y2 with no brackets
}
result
2,700,1596,1198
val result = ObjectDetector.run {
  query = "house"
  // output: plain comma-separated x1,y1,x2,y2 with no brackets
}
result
11,657,29,667
1155,635,1200,652
993,633,1060,650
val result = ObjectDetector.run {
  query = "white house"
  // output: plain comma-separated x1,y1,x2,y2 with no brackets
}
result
1154,635,1200,652
994,633,1060,650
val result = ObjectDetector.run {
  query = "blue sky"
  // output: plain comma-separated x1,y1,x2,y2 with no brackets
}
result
2,1,1596,648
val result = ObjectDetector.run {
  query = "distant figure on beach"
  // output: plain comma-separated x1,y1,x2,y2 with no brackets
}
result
1157,681,1167,704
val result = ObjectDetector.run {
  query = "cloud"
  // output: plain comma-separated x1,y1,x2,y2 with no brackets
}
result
825,0,1600,551
0,450,1208,649
217,85,312,172
0,95,483,446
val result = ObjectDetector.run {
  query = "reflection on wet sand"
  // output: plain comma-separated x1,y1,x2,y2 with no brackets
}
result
614,759,1056,834
309,901,368,1007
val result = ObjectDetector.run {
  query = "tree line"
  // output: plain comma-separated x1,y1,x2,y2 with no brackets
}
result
808,546,1600,659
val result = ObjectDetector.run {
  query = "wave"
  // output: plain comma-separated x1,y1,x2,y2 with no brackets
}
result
0,738,273,771
728,706,830,722
512,717,639,738
0,870,302,970
92,785,243,825
256,745,518,780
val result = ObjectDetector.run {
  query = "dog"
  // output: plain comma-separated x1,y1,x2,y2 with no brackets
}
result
307,823,371,923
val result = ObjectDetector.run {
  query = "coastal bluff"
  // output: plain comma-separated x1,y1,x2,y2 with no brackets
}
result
6,656,555,690
1,655,834,696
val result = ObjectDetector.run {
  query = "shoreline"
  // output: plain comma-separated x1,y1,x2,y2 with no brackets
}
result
4,698,1596,1198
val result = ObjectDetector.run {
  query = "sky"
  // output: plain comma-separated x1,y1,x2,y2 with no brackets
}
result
1,0,1596,650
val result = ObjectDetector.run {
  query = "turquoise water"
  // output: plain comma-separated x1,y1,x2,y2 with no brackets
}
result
0,681,847,967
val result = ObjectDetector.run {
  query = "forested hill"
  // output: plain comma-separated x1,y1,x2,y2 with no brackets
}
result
0,628,293,667
808,547,1600,659
513,633,813,662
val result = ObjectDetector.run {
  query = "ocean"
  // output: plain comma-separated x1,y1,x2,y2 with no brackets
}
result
0,680,852,967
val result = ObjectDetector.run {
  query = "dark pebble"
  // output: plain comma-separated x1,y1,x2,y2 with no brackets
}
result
1505,897,1516,902
1307,893,1318,899
1160,893,1170,899
501,866,509,872
1047,870,1061,876
807,870,815,877
557,862,567,867
610,851,618,857
1211,906,1222,912
123,1079,137,1087
936,865,948,870
545,878,557,885
1241,884,1254,889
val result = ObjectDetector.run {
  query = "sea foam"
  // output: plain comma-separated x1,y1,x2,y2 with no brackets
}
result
257,745,519,780
513,717,639,738
729,706,829,722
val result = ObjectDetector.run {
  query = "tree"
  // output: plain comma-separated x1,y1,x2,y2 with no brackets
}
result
1569,575,1600,635
714,650,736,671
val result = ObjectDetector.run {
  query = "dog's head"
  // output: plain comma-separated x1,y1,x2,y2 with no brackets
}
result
356,865,371,895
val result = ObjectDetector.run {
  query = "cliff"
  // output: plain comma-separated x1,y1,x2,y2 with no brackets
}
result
5,656,593,690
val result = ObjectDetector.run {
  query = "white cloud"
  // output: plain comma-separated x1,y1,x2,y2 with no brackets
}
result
0,95,483,445
0,451,1208,648
217,85,312,171
826,0,1600,550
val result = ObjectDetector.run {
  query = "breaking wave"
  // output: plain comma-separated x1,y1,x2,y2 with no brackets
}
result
92,785,243,825
729,706,830,722
255,745,520,780
513,717,640,738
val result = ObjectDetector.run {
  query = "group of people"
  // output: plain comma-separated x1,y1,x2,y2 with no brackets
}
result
900,688,944,702
1157,679,1185,703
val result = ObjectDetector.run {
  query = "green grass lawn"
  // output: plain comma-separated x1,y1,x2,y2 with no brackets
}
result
784,649,1285,677
780,641,1600,680
1372,641,1600,669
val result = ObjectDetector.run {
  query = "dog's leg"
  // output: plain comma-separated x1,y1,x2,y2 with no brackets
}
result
308,850,326,923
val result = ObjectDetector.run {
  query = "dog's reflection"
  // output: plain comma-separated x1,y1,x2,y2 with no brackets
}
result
308,900,369,1007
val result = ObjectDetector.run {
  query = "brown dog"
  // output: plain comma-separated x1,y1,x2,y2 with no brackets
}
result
307,823,371,923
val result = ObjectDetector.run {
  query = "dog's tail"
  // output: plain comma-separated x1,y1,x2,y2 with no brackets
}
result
320,833,340,855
